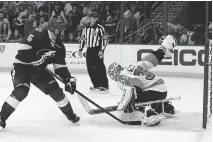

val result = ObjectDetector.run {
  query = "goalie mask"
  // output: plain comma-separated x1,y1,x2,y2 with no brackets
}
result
48,18,66,36
108,62,124,81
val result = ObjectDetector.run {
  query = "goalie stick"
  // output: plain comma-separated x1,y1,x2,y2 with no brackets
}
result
77,94,181,115
45,68,142,125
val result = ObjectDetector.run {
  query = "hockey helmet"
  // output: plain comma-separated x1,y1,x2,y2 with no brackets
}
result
48,18,66,33
108,62,124,81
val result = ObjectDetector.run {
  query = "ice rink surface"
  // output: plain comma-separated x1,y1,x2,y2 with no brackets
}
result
0,72,211,142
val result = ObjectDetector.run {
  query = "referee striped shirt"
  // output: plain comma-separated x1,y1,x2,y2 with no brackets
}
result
79,24,107,51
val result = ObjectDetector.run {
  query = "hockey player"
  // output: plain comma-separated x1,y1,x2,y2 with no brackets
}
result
108,35,177,126
0,18,80,130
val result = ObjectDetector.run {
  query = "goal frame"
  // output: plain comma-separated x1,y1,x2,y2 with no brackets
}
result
202,1,211,129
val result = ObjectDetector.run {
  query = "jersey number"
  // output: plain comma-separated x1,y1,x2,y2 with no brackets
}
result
27,34,34,42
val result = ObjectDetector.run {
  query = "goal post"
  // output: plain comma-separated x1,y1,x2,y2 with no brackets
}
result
202,1,212,129
203,39,212,129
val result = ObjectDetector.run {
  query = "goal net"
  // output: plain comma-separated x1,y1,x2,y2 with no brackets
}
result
203,39,212,129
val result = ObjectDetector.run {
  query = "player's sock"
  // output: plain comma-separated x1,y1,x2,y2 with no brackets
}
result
0,93,22,122
55,94,80,123
0,102,16,120
49,87,80,123
59,102,80,123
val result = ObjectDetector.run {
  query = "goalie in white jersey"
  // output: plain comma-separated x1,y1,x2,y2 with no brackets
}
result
108,35,178,126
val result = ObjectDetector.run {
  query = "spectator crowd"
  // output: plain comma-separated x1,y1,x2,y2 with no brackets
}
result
0,1,210,45
130,21,210,45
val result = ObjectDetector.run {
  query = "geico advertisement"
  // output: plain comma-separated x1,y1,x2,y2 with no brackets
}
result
65,44,86,67
137,47,204,66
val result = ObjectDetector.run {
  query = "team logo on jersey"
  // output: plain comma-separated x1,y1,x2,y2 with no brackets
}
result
36,49,56,59
0,45,5,53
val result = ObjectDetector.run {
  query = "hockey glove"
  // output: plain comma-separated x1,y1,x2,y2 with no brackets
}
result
65,77,77,94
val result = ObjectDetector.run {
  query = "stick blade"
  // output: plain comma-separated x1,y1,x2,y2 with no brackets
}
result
125,121,142,125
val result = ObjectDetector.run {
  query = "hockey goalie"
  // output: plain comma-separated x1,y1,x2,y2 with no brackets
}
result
108,35,179,126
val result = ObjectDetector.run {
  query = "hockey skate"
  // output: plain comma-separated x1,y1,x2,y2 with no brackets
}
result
90,86,100,92
67,113,80,123
0,116,6,131
99,87,109,94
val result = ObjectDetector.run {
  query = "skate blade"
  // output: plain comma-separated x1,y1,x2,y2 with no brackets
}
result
69,122,80,126
100,91,109,94
90,90,100,92
174,110,180,114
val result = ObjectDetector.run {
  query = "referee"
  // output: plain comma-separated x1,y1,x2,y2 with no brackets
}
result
79,11,109,93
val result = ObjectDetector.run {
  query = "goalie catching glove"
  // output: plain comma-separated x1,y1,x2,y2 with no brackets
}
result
65,77,77,94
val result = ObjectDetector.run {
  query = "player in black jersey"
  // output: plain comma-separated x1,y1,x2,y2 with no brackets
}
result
0,19,80,130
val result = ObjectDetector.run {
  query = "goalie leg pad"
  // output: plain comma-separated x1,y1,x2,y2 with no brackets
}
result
119,110,144,122
117,87,136,111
